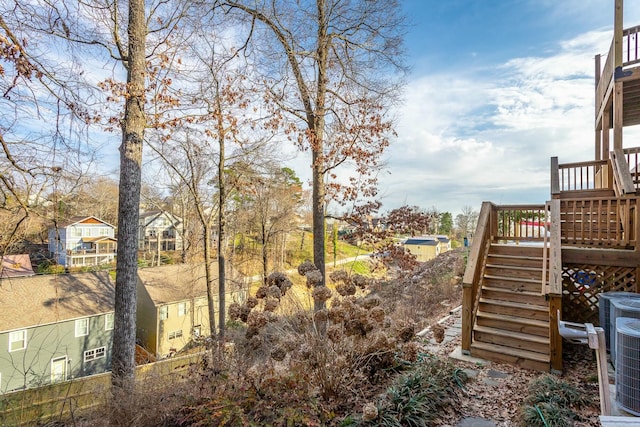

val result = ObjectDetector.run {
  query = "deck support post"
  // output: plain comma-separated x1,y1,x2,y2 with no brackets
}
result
548,199,563,373
595,54,602,162
549,295,563,373
613,81,624,151
613,0,623,151
603,108,610,157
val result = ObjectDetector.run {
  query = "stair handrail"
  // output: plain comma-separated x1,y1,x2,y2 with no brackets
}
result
610,148,636,196
461,201,494,354
595,37,615,121
621,147,640,191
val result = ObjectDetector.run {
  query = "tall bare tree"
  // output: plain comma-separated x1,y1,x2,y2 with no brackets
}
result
3,0,191,394
0,14,98,259
151,129,219,335
456,205,479,241
220,0,406,309
242,166,302,285
145,17,279,336
110,0,147,391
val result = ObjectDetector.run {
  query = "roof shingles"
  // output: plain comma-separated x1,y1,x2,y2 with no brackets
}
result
0,272,115,333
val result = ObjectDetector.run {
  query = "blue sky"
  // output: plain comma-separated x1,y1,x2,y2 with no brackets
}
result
373,0,640,216
8,1,636,219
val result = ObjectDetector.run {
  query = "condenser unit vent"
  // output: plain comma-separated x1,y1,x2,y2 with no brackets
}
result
599,292,640,351
615,317,640,416
611,299,640,368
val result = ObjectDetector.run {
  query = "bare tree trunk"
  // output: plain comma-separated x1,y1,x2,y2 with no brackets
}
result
312,0,328,311
262,223,268,286
111,0,145,393
217,109,226,339
203,229,217,337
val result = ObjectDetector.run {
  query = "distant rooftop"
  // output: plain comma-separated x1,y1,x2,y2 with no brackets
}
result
1,254,35,279
404,238,439,246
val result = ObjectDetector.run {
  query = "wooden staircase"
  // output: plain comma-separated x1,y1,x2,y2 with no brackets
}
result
470,243,551,371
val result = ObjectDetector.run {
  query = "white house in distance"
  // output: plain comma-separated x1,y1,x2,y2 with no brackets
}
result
138,211,183,252
48,216,117,268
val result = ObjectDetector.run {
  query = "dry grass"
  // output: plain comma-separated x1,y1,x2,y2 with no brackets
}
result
58,250,468,426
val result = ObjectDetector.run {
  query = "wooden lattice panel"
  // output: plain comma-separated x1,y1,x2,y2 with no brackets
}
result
562,263,637,324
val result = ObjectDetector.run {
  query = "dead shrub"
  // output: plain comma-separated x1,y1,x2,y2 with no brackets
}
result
312,285,332,303
297,260,317,276
306,270,323,287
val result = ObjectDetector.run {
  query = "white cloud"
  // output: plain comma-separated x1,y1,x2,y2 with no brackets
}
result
381,27,638,216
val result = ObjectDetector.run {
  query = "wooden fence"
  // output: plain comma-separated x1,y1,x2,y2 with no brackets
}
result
0,352,204,426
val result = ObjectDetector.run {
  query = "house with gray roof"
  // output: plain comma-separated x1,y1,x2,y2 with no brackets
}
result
136,263,244,358
0,272,114,392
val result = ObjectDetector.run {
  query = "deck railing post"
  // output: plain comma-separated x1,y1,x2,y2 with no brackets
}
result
548,199,563,373
551,157,560,196
634,198,639,252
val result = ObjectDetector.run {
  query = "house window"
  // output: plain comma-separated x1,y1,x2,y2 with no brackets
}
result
178,302,187,317
84,346,106,362
75,318,89,337
9,330,27,352
159,305,168,320
105,313,114,331
168,330,183,340
72,227,82,237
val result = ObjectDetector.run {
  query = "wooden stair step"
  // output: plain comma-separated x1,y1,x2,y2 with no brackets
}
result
473,325,549,344
484,265,544,280
487,253,544,265
486,255,545,268
482,277,542,293
479,298,549,320
481,287,547,305
473,325,550,354
483,274,540,284
488,244,544,257
485,263,541,271
487,253,542,260
470,341,550,372
475,311,549,337
479,298,549,311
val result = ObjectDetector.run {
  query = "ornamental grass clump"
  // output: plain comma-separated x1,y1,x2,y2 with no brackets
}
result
343,356,467,426
521,374,593,427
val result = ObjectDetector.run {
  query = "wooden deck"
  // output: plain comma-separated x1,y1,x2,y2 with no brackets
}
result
462,196,640,373
460,4,640,423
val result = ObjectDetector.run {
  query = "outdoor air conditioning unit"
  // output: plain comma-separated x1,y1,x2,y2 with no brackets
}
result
599,292,640,351
615,317,640,416
610,298,640,368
